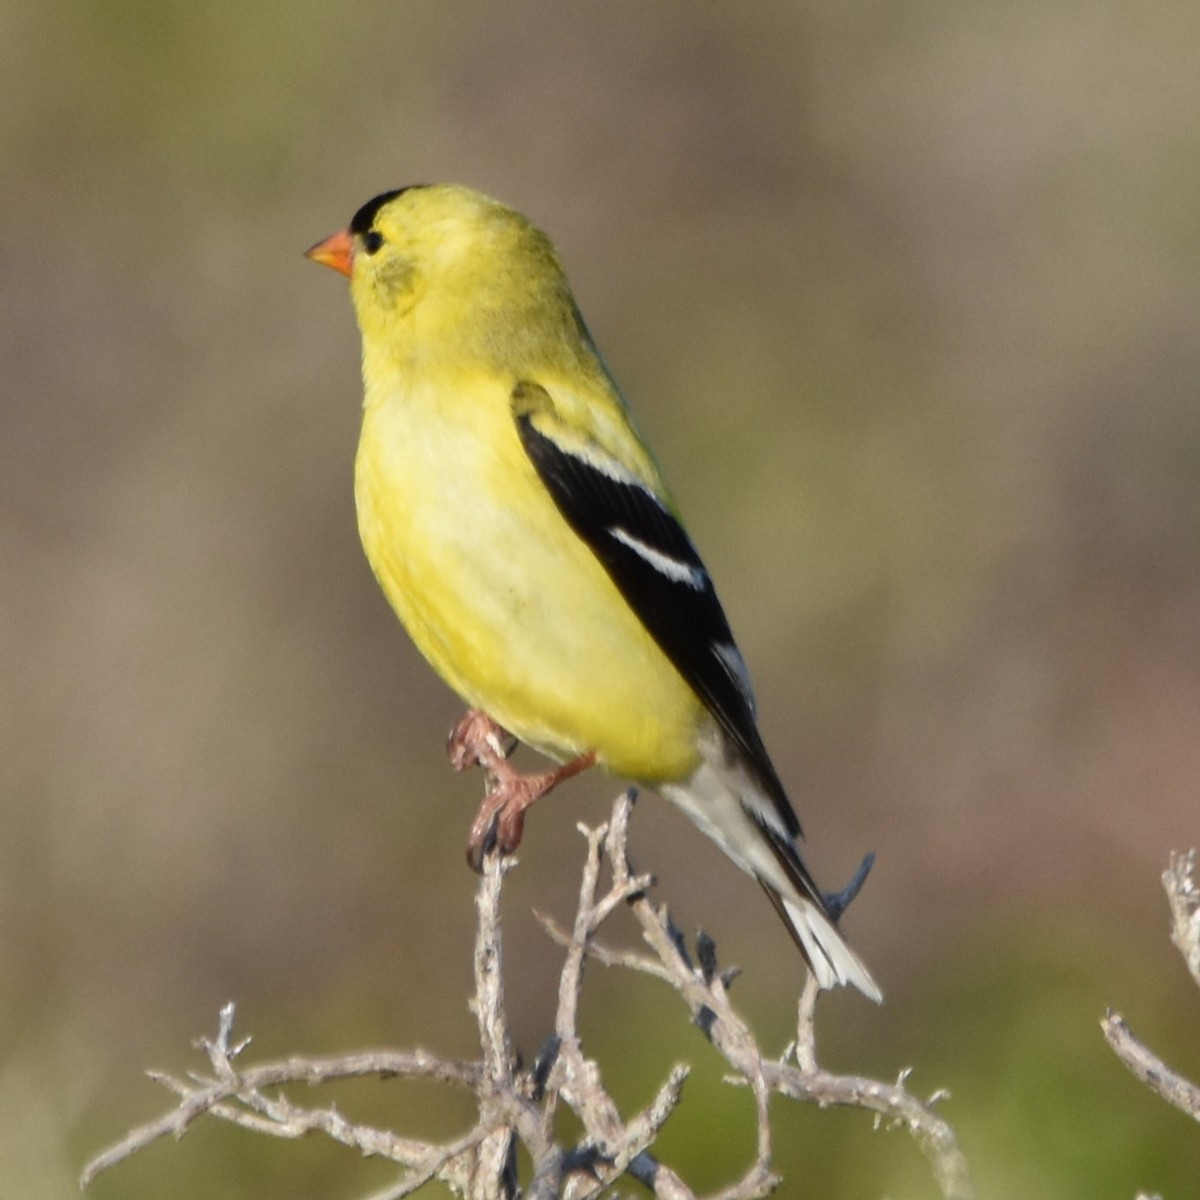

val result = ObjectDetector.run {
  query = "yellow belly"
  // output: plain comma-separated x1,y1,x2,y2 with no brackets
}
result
354,372,703,782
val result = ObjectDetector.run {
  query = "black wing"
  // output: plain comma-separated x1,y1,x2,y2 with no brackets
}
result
513,384,797,832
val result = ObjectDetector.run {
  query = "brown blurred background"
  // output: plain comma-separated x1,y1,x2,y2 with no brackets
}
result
3,2,1199,1196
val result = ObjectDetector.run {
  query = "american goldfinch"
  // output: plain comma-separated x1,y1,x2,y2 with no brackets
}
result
306,185,880,1000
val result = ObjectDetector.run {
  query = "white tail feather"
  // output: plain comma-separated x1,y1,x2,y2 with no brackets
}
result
782,897,882,1003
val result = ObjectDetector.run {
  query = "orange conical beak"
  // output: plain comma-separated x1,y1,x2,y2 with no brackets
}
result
304,229,354,278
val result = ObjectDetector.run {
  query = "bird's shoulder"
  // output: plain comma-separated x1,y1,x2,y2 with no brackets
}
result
509,370,671,503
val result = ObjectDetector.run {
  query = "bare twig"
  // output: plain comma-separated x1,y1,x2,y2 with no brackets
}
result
1102,849,1200,1128
471,855,520,1198
593,801,779,1200
1165,850,1200,992
594,791,975,1200
777,979,973,1199
79,1018,484,1189
83,789,973,1199
1100,1012,1200,1124
548,818,693,1200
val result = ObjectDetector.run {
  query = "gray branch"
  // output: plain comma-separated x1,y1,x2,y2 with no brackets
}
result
81,789,975,1199
1165,849,1200,992
1102,849,1200,1127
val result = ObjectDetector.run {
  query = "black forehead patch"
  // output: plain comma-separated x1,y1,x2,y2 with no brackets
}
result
349,186,431,236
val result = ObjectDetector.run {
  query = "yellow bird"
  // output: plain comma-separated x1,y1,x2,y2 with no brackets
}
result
307,185,880,1000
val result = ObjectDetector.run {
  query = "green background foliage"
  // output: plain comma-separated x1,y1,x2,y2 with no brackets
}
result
3,2,1199,1195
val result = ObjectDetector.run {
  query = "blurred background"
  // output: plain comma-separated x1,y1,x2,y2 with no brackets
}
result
3,1,1199,1196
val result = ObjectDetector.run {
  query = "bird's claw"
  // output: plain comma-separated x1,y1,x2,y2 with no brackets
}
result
466,779,532,872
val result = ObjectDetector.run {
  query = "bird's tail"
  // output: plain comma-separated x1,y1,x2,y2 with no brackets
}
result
661,751,882,1003
764,885,882,1002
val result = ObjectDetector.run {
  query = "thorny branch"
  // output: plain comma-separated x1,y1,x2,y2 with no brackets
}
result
1102,849,1200,1126
1165,849,1200,993
82,789,975,1199
570,795,975,1200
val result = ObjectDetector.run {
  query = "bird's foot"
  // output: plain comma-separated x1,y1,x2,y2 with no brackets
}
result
462,745,598,872
822,851,875,922
450,708,598,869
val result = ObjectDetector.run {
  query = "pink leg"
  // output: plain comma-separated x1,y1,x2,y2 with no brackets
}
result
447,709,598,871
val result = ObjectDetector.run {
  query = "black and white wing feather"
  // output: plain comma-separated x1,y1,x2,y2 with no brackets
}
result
512,381,797,833
512,382,881,1001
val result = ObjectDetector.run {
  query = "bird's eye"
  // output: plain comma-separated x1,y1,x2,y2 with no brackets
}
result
363,230,385,255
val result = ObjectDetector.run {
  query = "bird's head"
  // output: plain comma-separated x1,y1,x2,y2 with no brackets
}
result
306,185,574,361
